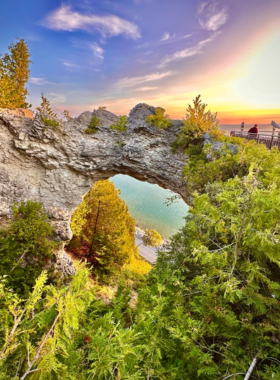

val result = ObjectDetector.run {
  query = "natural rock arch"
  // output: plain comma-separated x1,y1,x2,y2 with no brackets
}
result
0,104,189,274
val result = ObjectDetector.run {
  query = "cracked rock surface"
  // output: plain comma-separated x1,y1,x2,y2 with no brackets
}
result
0,103,189,275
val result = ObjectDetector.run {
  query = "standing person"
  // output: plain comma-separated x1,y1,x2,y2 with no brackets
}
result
248,124,258,134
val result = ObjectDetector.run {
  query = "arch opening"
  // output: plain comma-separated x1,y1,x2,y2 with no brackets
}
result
65,175,189,275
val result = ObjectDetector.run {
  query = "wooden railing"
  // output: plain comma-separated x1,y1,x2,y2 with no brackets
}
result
230,131,280,150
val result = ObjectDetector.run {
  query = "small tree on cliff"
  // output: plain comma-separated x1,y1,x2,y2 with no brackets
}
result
0,38,31,108
36,93,57,118
174,95,220,149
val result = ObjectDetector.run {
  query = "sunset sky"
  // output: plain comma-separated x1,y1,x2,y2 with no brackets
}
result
1,0,280,124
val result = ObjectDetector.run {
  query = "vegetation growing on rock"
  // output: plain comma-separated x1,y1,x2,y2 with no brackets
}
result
36,94,63,131
41,116,60,130
110,115,128,132
85,115,101,134
145,107,172,129
36,93,57,118
173,95,220,150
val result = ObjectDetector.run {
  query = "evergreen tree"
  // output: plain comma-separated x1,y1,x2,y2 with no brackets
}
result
0,39,31,108
68,180,136,280
174,95,220,149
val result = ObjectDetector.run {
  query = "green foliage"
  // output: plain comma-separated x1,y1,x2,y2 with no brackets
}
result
85,115,101,134
142,229,162,247
0,201,59,295
110,115,128,132
173,95,220,150
0,266,94,379
116,140,126,147
0,38,31,108
67,180,136,281
41,116,61,130
145,107,172,129
183,135,280,197
147,164,280,379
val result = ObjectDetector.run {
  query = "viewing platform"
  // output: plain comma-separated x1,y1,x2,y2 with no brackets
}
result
230,121,280,150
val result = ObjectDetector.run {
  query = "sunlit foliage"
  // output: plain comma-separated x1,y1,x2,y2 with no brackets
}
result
110,115,128,132
145,107,172,129
0,39,31,108
124,251,152,275
68,180,136,280
173,95,220,149
142,228,162,247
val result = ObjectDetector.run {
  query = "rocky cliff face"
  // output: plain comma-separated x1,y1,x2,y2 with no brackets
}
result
0,104,187,275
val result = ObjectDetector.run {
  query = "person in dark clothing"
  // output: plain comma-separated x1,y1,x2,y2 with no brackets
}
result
248,124,258,134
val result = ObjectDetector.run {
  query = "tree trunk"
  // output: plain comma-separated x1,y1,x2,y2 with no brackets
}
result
89,199,101,256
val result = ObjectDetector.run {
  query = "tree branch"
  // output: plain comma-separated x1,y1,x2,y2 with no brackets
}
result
244,357,258,380
19,313,59,380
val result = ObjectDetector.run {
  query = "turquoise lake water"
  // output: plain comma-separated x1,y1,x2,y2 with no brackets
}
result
111,124,274,239
111,175,189,239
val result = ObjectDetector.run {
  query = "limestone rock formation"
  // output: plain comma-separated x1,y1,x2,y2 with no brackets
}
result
0,104,188,275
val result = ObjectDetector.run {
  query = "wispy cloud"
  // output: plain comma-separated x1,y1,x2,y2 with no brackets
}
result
161,32,171,41
116,71,175,88
198,1,228,31
137,33,192,49
49,93,66,104
158,33,218,68
89,42,104,59
63,62,79,68
42,5,141,39
135,86,158,91
29,77,54,85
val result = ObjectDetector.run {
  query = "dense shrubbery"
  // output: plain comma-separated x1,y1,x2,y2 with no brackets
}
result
85,115,101,134
0,201,58,295
145,107,172,129
110,115,128,132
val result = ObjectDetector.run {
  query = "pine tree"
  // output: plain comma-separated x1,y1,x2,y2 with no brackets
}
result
68,180,136,280
174,95,220,149
0,39,31,109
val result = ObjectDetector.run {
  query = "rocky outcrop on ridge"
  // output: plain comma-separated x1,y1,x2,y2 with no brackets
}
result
0,103,188,275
